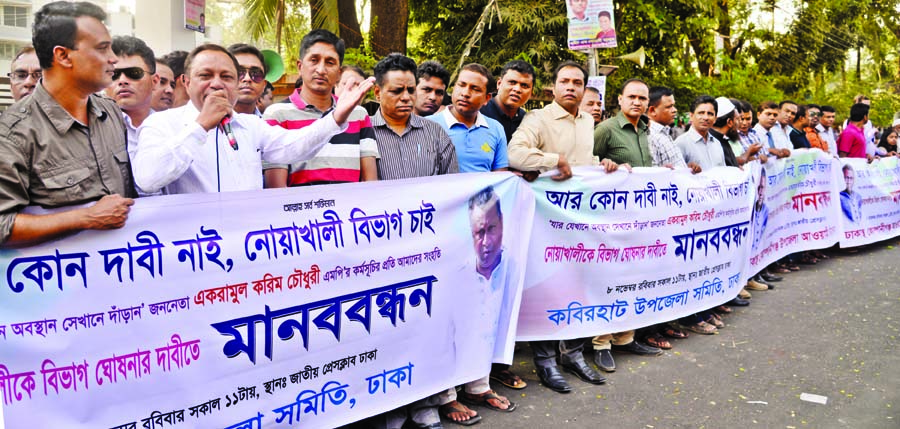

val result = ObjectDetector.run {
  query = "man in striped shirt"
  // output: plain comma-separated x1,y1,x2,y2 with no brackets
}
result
262,30,378,188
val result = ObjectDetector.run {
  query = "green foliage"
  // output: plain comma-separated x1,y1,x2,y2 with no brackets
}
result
343,47,381,73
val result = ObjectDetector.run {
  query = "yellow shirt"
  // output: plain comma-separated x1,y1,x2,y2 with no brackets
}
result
508,101,596,172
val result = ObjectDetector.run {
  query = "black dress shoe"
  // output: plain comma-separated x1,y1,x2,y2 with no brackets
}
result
728,297,750,306
593,349,616,372
612,341,663,356
536,365,572,393
560,358,606,385
761,272,783,282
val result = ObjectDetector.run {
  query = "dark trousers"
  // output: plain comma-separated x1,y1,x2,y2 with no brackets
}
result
531,339,584,368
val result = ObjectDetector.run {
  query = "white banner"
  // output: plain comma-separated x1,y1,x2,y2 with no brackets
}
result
0,173,533,429
516,166,755,341
838,157,900,247
747,150,842,273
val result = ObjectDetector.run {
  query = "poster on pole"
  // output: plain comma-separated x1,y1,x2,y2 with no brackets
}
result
566,0,618,50
587,76,607,110
184,0,206,34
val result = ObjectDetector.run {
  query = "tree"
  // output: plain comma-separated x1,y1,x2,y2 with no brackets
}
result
371,0,409,56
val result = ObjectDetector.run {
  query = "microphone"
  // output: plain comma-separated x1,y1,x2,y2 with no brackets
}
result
220,116,239,151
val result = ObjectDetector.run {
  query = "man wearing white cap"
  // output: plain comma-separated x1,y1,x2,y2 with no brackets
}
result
708,97,740,167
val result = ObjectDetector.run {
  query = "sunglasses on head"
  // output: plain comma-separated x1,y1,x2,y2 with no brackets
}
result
239,67,265,83
112,67,150,81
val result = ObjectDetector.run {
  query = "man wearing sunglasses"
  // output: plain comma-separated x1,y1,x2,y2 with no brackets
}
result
8,46,41,101
133,43,374,195
227,43,267,116
106,36,158,163
0,1,136,247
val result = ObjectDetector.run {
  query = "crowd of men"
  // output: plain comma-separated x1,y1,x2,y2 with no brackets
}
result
1,2,897,428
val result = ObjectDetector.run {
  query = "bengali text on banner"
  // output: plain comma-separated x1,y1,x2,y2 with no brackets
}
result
516,166,756,341
837,156,900,247
0,173,534,429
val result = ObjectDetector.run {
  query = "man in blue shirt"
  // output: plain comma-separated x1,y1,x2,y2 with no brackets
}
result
428,63,509,173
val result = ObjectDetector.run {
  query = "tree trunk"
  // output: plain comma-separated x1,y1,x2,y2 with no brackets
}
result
371,0,408,56
338,0,363,48
690,38,712,77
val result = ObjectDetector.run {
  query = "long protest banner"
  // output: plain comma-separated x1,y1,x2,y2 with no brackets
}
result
0,173,534,429
747,150,843,274
837,156,900,247
516,166,756,341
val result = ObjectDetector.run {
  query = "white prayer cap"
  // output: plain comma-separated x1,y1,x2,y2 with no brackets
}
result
716,97,735,118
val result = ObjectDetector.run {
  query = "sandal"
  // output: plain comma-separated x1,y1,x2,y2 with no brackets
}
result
439,401,482,426
771,265,791,274
713,305,733,314
705,314,724,329
680,321,717,335
459,390,517,412
643,332,672,350
489,369,527,390
662,324,689,339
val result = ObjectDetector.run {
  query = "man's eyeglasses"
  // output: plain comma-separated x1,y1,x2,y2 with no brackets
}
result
808,111,821,117
238,67,265,83
112,67,151,81
7,70,41,82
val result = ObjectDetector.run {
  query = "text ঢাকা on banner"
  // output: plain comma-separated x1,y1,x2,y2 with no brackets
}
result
0,173,534,429
516,166,757,341
566,0,618,50
746,150,843,273
836,156,900,247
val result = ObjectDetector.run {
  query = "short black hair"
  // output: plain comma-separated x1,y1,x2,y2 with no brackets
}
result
620,78,648,95
690,95,717,115
184,44,240,78
227,43,267,74
599,11,611,20
499,60,535,83
374,53,417,86
417,60,450,87
468,186,502,221
300,29,345,64
459,63,495,93
758,101,778,113
792,104,808,123
341,65,367,79
552,60,587,85
820,105,836,113
112,36,156,74
33,1,106,69
779,100,797,109
849,103,869,122
648,86,673,108
585,86,600,95
730,98,743,114
806,103,820,112
162,50,188,78
263,81,274,93
739,100,752,113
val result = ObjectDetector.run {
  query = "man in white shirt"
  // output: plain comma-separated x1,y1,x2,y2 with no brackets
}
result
106,36,157,161
753,101,791,159
133,44,372,195
816,105,838,156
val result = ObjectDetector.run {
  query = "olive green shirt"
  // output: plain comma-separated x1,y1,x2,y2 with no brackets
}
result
593,111,652,167
0,83,136,244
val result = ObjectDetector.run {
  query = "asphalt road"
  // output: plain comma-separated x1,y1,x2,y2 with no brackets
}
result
468,241,900,429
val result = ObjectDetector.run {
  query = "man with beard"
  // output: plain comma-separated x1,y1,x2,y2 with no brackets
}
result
708,97,739,167
803,104,828,153
151,58,175,111
414,60,450,117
